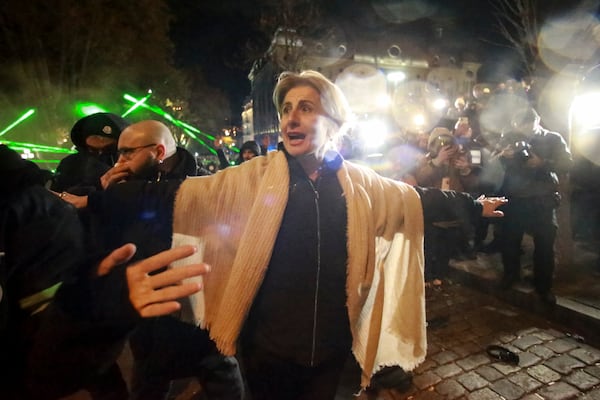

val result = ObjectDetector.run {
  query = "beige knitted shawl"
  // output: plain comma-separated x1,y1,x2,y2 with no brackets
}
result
172,150,426,387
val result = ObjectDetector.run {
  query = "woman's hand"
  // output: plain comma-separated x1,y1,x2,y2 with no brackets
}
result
477,195,508,218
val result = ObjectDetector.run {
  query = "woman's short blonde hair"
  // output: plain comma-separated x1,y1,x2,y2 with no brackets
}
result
273,70,353,131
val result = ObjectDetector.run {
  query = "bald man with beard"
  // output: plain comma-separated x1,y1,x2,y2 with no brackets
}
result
56,120,244,400
100,120,196,188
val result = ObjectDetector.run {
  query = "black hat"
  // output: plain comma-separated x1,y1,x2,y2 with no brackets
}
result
240,140,261,156
70,112,130,149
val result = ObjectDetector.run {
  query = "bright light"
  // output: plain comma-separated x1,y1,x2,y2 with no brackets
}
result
122,93,151,117
570,92,600,128
21,148,34,159
357,118,389,148
75,103,107,117
413,114,426,126
376,94,391,108
432,98,448,110
0,108,36,137
387,71,406,83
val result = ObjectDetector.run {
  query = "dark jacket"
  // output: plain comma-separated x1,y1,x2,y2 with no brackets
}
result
51,151,117,195
86,146,197,257
500,128,572,198
241,150,483,366
0,145,137,399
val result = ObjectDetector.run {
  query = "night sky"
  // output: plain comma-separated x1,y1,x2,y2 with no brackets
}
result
169,0,265,120
168,0,592,121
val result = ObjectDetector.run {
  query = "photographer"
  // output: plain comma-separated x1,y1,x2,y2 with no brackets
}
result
496,108,572,303
414,128,482,285
414,127,480,193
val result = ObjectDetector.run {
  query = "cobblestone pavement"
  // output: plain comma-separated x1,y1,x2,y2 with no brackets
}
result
337,282,600,400
64,280,600,400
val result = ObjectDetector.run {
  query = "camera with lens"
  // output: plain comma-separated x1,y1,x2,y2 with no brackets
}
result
427,131,457,158
499,131,532,163
511,140,532,162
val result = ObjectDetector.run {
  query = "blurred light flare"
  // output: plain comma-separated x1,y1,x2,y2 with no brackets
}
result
570,92,600,129
75,103,107,117
356,118,390,149
538,11,600,73
569,89,600,166
387,71,406,83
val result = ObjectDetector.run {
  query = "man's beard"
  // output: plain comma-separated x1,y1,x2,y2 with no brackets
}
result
130,159,160,181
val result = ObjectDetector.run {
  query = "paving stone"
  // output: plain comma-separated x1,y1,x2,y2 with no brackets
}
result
545,328,565,339
516,327,540,336
456,371,489,391
454,342,482,358
490,362,521,375
544,354,586,374
527,365,561,383
468,387,504,400
435,379,466,399
537,381,581,400
507,371,543,392
489,378,525,400
434,363,463,378
456,354,490,371
546,338,579,353
409,388,444,400
516,351,542,367
496,333,517,343
584,365,600,379
412,371,442,390
532,329,560,341
569,346,600,365
443,338,465,348
474,365,504,382
529,344,556,360
579,388,600,400
521,395,543,400
430,350,460,365
512,334,544,350
415,358,437,373
427,342,442,356
565,369,600,390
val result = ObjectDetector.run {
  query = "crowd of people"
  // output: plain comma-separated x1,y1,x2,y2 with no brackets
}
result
378,84,573,301
5,68,578,400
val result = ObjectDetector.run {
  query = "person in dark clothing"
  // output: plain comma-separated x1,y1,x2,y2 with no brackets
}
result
60,120,244,400
0,144,136,400
215,138,261,170
496,108,573,303
99,119,197,188
119,71,506,400
51,112,130,195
